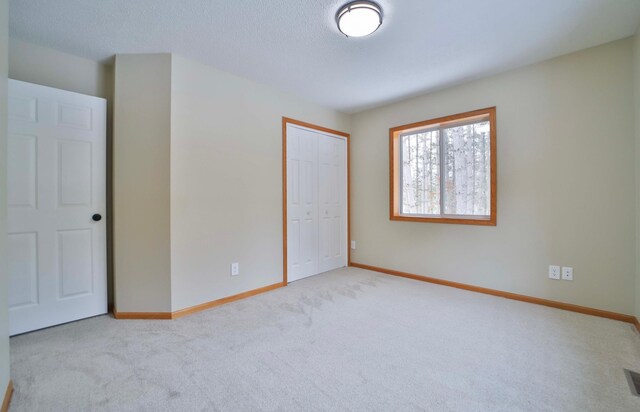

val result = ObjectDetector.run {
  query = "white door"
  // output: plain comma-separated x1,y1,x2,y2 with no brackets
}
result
287,126,319,282
7,79,107,335
286,123,347,282
318,134,347,273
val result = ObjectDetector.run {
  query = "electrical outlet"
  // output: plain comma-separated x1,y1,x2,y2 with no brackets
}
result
351,240,356,250
548,265,561,280
231,262,239,276
561,267,573,281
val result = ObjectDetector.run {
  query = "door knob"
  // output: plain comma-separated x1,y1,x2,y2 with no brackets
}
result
92,213,102,222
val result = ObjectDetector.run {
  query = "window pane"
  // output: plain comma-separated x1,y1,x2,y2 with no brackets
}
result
401,130,440,215
443,121,491,216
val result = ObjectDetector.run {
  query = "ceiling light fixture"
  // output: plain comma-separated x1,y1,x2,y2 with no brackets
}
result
336,1,383,38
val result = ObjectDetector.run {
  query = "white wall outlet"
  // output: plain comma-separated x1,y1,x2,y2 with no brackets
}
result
351,240,356,250
561,266,573,281
231,262,239,276
548,265,561,280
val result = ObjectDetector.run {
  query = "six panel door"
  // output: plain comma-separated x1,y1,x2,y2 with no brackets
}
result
7,79,107,335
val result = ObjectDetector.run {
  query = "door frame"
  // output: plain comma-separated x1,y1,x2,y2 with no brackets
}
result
282,117,351,285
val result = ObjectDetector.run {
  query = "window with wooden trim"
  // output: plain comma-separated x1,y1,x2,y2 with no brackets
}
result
389,107,496,225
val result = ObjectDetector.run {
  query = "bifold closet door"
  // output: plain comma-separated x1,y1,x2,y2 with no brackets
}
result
287,127,319,282
318,134,347,273
287,124,347,282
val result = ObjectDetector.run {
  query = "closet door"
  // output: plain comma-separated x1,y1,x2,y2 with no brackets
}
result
286,126,319,282
318,134,347,273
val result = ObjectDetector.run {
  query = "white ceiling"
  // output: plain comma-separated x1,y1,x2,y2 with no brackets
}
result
9,0,640,113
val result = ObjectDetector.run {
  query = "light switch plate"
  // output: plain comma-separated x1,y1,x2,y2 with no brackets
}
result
561,267,573,281
549,265,561,280
351,240,356,250
231,262,239,276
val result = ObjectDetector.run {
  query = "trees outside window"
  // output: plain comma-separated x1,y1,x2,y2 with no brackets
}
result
390,107,496,226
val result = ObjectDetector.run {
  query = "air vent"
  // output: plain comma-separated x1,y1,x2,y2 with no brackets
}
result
624,369,640,396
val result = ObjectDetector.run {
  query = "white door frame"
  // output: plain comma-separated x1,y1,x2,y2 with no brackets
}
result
282,117,350,285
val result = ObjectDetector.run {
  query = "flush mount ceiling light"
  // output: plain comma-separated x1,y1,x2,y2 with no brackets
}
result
336,1,383,38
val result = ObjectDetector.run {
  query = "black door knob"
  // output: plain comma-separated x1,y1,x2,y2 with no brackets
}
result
92,214,102,222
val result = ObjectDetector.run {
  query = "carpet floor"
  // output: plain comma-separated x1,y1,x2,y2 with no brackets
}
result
9,267,640,411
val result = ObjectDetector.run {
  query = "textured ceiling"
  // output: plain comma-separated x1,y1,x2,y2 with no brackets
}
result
9,0,640,113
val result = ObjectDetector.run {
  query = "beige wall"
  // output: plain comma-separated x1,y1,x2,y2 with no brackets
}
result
9,39,112,99
8,39,116,305
351,39,636,315
6,47,350,314
635,28,640,319
0,0,10,396
113,54,172,312
169,55,350,311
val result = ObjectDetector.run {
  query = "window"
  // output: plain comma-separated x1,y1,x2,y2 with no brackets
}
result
389,107,496,225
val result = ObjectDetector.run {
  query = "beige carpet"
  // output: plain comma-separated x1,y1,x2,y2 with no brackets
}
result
9,267,640,411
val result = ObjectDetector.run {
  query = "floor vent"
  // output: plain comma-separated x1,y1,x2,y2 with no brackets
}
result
624,369,640,396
